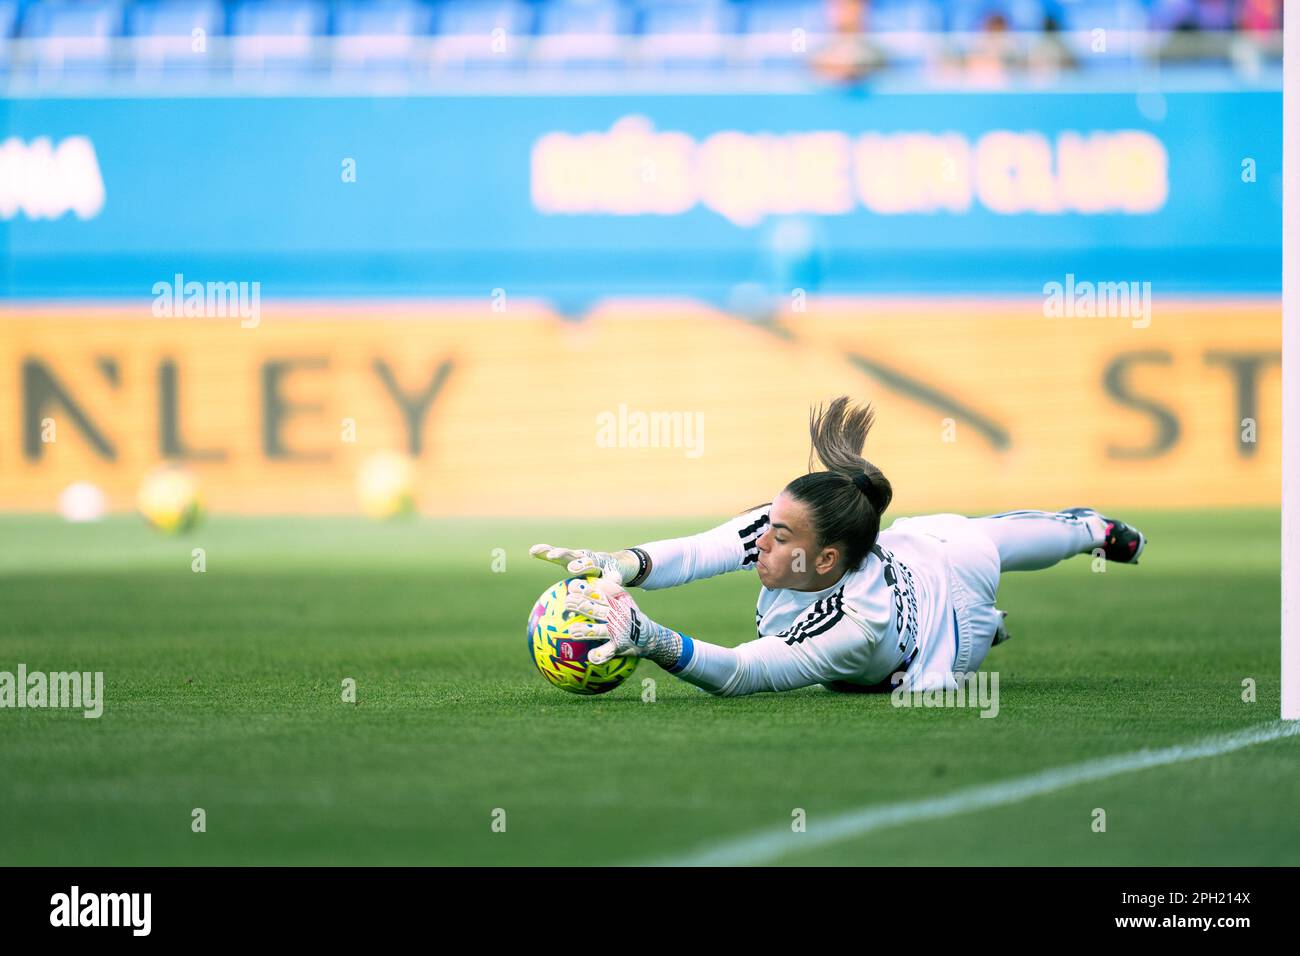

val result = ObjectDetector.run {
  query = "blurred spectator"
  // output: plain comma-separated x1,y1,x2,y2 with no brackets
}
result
1026,12,1079,77
964,10,1024,85
1156,0,1237,62
810,0,885,84
0,0,1284,86
1237,0,1282,34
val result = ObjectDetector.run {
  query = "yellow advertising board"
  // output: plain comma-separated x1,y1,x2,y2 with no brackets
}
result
0,300,1280,516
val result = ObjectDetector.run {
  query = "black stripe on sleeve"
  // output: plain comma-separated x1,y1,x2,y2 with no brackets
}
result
737,512,770,567
778,588,846,646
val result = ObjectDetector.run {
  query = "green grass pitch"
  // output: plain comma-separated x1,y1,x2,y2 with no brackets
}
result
0,510,1296,866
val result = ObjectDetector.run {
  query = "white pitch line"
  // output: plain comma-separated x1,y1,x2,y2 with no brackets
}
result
652,721,1300,867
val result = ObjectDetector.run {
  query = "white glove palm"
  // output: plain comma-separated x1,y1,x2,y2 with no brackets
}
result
529,544,635,584
563,576,681,667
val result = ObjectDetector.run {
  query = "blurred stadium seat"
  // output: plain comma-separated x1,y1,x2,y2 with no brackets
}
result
740,0,830,69
127,0,224,79
334,0,431,77
1060,0,1151,30
0,0,17,39
1054,0,1152,60
943,0,1002,33
0,0,19,75
531,0,635,68
431,0,531,68
20,0,125,81
230,0,327,77
635,1,734,68
1005,0,1051,31
869,0,943,66
1150,0,1235,29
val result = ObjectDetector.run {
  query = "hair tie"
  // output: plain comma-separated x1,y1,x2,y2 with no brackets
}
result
852,473,872,496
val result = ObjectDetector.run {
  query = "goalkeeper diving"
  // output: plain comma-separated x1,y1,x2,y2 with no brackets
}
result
530,396,1146,697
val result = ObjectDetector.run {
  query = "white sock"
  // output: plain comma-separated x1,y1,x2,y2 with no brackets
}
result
972,509,1108,572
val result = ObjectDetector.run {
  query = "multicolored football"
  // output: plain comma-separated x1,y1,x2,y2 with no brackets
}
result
527,577,638,695
137,463,203,534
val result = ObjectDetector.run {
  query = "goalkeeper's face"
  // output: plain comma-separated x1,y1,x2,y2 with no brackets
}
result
755,492,842,591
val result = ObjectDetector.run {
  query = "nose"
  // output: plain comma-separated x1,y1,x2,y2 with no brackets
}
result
756,526,773,553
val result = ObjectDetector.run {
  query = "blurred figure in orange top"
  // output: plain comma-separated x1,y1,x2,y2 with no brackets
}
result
964,10,1024,86
811,0,885,84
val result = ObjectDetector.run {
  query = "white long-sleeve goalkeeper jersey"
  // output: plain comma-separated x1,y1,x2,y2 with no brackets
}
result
636,506,960,695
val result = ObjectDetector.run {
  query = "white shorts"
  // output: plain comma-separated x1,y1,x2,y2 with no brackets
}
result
887,513,1003,689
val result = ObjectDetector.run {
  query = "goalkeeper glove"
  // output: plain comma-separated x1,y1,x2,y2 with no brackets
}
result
563,575,682,668
528,544,643,585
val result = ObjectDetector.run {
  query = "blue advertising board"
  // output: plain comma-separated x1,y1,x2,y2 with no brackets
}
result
0,90,1282,301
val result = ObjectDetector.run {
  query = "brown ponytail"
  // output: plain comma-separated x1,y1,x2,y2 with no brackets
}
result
785,396,892,572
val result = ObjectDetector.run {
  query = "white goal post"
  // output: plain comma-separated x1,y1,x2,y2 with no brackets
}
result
1284,6,1298,720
